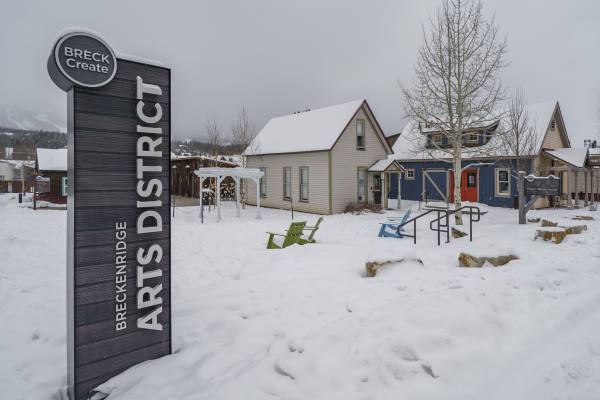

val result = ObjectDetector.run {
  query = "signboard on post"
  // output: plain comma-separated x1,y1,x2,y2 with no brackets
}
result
48,31,171,400
518,172,561,224
35,176,51,193
524,174,561,196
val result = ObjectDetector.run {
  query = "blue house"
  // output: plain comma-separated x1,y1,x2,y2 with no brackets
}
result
386,102,589,209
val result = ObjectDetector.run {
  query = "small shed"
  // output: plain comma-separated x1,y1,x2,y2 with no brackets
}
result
36,148,68,203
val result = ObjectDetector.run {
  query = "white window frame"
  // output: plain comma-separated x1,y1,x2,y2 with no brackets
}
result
61,176,68,197
495,168,511,197
467,133,478,143
283,167,291,200
357,167,367,202
356,120,365,150
299,167,309,202
259,167,267,198
405,169,415,180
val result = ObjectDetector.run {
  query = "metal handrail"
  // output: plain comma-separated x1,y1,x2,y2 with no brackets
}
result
396,205,482,245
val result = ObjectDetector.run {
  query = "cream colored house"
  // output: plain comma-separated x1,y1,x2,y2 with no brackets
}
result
244,99,402,214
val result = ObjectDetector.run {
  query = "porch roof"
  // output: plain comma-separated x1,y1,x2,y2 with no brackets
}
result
368,159,404,172
544,148,588,168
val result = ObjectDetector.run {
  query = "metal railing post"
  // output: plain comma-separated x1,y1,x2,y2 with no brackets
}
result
413,219,417,244
446,210,450,243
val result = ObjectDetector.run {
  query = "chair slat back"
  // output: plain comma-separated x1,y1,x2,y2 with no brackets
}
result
283,221,307,247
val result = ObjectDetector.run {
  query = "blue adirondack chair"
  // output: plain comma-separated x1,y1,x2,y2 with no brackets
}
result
378,210,412,238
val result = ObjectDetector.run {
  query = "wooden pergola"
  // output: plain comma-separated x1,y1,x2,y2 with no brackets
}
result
194,167,264,222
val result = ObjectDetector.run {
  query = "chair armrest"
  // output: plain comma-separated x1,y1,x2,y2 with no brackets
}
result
267,232,286,237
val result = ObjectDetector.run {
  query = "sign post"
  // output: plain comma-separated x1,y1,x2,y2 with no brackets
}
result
48,31,171,400
518,171,561,224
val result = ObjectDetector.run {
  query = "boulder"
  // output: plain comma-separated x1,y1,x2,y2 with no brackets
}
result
452,227,468,239
535,227,567,244
572,215,594,221
527,218,541,223
458,252,519,268
541,219,558,227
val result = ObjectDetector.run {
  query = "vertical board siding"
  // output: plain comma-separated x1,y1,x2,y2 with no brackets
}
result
330,106,390,213
70,59,171,400
389,158,532,208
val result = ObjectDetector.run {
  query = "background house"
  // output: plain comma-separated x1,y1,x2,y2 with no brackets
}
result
387,102,595,209
35,148,67,204
244,99,400,214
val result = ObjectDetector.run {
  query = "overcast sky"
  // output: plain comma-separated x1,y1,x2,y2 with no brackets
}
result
1,0,599,145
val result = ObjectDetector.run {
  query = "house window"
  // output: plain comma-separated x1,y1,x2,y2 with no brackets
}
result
356,120,365,150
550,119,556,130
425,122,432,129
61,177,68,197
299,167,309,202
357,167,367,202
467,134,478,143
283,167,291,200
405,169,415,180
495,168,510,197
259,167,267,197
432,134,442,145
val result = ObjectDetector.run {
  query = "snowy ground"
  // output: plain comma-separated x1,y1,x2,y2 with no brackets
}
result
1,193,600,400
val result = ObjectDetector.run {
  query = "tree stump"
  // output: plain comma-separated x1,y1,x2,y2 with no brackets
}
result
535,227,567,243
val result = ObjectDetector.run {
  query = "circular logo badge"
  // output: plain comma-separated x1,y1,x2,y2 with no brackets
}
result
48,32,117,91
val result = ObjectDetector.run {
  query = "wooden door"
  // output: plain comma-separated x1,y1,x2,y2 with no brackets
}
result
449,169,478,203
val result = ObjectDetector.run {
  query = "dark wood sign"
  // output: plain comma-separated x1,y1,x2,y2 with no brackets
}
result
524,174,561,196
48,32,171,400
35,176,50,193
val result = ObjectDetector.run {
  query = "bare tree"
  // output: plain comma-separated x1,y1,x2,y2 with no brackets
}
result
205,115,222,166
231,106,258,206
500,89,538,173
401,0,507,224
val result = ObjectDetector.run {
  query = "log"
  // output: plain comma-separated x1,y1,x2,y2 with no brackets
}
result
527,218,541,223
572,215,594,221
560,225,588,235
365,257,423,277
452,227,468,239
541,219,558,227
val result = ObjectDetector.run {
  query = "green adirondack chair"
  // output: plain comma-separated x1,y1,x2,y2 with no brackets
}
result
298,217,323,245
266,221,307,249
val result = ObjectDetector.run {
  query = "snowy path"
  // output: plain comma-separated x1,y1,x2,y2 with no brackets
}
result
1,194,600,399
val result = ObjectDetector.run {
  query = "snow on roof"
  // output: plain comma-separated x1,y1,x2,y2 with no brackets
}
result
391,101,559,161
545,148,588,168
368,158,404,172
36,148,67,171
588,148,600,155
245,99,365,156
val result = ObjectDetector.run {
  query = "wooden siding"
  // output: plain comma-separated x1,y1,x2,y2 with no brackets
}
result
389,158,533,208
330,106,390,213
246,151,330,214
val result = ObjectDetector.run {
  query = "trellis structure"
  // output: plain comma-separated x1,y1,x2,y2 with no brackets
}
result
194,167,264,222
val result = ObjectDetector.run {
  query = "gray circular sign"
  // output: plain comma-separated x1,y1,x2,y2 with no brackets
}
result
48,32,117,91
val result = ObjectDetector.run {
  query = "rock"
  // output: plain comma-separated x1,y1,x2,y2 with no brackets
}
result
561,225,587,235
458,252,519,268
486,255,519,266
458,253,485,268
572,215,594,221
535,228,567,244
541,219,558,227
527,218,541,223
452,227,468,238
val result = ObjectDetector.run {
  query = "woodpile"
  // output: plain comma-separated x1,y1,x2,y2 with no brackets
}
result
458,253,519,268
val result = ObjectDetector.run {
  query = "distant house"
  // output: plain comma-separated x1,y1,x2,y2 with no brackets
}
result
36,148,67,204
388,101,596,209
245,99,402,214
0,159,34,193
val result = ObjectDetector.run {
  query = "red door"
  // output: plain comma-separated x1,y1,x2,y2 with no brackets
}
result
449,169,478,203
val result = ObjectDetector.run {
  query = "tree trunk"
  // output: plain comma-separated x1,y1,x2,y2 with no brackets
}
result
454,153,463,225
